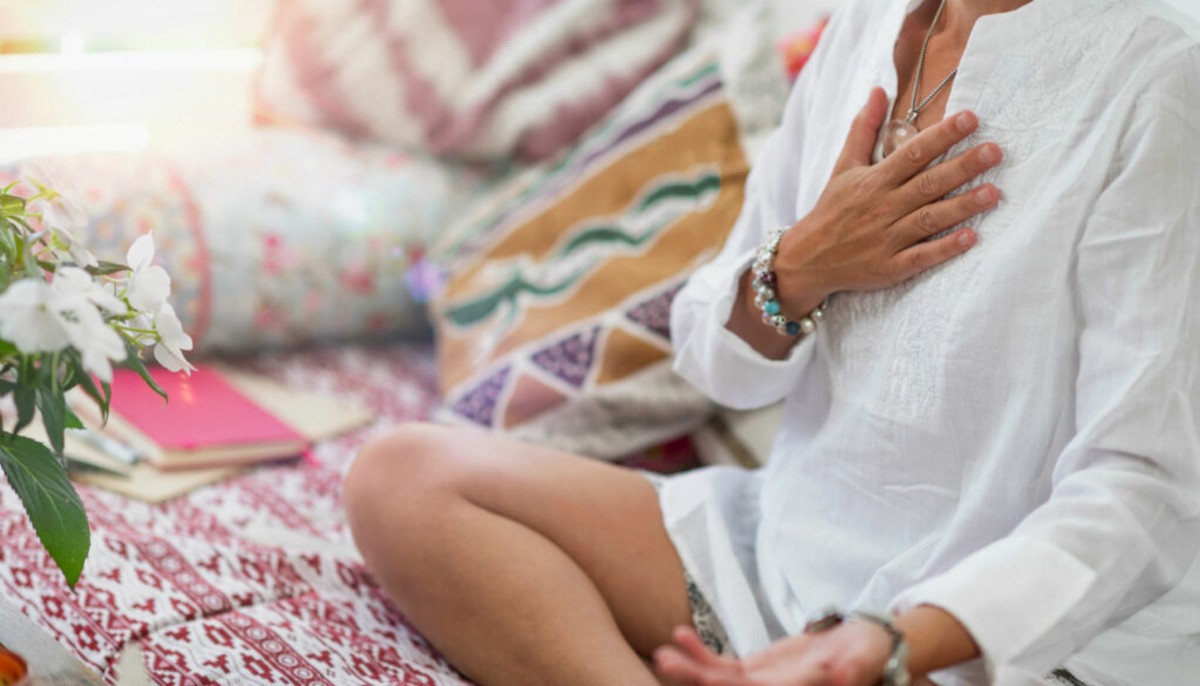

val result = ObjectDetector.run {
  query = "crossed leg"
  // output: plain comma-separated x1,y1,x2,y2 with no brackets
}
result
343,423,695,686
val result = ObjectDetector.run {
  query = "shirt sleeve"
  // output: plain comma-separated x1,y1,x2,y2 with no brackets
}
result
892,49,1200,679
669,19,833,411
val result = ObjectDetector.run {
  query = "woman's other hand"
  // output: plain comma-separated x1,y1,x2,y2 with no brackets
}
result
774,87,1003,316
654,604,978,686
653,622,893,686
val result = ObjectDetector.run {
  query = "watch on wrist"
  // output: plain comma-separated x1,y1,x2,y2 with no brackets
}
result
803,608,912,686
850,611,911,686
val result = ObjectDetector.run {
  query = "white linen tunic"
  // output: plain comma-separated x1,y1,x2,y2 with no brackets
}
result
662,1,1200,684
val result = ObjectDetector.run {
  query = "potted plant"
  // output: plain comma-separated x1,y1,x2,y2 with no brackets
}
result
0,176,193,588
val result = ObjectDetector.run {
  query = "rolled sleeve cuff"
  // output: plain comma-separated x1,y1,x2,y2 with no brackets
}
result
890,537,1097,680
672,251,818,410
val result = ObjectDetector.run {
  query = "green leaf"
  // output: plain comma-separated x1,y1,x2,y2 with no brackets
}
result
9,216,36,235
63,407,85,431
76,372,111,423
35,389,67,455
121,341,166,402
0,193,25,216
86,261,131,277
0,434,91,588
13,384,35,434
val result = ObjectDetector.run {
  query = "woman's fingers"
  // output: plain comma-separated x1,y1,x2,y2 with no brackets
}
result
891,228,977,281
655,628,751,685
654,646,706,683
671,626,728,667
899,142,1003,207
877,110,981,182
654,647,747,686
833,88,890,173
891,184,1000,247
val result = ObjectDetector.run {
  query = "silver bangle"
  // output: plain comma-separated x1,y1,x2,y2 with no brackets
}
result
803,608,911,686
851,611,911,686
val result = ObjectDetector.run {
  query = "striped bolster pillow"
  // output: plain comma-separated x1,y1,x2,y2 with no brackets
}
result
254,0,701,162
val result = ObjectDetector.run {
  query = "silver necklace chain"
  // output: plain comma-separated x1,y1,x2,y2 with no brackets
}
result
905,0,958,125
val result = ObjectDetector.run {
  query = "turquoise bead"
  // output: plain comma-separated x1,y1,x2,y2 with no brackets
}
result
765,300,781,315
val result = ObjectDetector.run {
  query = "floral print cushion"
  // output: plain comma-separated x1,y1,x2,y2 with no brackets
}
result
0,127,489,353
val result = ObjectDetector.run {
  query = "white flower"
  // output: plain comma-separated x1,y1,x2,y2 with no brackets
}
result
152,303,194,374
52,267,126,316
0,279,71,353
29,176,97,268
39,191,88,231
62,234,99,269
42,223,99,269
49,269,126,382
0,274,126,381
57,294,125,383
125,233,171,314
126,311,156,346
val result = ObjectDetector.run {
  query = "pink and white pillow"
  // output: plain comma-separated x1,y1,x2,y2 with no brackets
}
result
255,0,701,162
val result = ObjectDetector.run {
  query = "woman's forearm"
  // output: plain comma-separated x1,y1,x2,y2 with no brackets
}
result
894,605,981,678
724,268,807,360
724,236,829,361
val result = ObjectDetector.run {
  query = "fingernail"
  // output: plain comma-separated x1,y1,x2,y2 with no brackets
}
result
976,186,997,205
979,144,999,164
956,112,975,133
958,231,974,247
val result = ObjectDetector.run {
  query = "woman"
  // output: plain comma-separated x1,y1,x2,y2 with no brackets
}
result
344,0,1200,684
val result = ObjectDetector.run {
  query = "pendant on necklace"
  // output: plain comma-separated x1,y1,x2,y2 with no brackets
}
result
881,119,920,158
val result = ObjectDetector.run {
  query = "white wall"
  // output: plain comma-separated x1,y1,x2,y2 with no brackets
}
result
1160,0,1199,18
0,0,274,160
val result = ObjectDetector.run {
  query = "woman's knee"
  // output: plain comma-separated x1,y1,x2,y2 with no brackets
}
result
343,423,463,538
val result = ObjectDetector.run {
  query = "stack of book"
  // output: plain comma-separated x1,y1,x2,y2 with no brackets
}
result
56,366,375,503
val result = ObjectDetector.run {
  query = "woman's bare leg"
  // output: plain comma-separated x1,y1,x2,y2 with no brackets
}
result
343,423,694,686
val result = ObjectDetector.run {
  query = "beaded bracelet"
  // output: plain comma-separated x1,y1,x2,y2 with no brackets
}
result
751,227,826,337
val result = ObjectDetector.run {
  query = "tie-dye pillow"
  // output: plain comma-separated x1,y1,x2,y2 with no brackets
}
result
255,0,700,162
428,47,748,459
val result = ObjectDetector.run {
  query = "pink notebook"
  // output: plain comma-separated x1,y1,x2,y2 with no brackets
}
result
104,366,309,470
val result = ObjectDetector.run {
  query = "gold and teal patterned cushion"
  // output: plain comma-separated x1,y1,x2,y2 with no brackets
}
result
429,48,748,459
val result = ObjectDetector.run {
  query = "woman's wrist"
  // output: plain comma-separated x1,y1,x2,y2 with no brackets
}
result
892,605,981,679
750,226,829,337
725,268,798,360
725,222,831,359
811,604,980,682
772,219,834,317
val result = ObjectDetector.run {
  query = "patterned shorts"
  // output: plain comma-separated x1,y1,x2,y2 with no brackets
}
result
683,571,733,656
642,471,733,655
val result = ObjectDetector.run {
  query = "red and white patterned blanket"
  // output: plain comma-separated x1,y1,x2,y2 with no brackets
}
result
0,342,697,685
